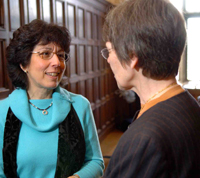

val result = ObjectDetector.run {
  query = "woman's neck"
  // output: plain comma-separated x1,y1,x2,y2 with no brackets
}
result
27,88,53,99
134,77,177,105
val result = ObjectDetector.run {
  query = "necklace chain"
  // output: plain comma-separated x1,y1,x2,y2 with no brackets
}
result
141,82,177,110
28,101,53,115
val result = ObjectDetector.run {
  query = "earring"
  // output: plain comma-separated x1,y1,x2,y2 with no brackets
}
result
24,70,28,73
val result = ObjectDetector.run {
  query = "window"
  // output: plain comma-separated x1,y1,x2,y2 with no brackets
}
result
170,0,200,88
185,0,200,12
187,18,200,81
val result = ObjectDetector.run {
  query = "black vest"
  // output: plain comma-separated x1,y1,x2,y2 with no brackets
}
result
3,105,86,178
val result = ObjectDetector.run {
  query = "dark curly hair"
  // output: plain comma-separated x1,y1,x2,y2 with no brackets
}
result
103,0,186,80
6,19,71,89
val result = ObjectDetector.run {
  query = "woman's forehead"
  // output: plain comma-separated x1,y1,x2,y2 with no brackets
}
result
34,42,62,50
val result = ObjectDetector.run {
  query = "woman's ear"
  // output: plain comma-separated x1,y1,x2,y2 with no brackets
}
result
20,64,28,73
130,56,138,69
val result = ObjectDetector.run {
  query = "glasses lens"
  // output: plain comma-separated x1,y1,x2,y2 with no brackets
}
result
57,52,66,61
101,48,109,59
37,51,69,62
65,53,70,62
39,51,53,59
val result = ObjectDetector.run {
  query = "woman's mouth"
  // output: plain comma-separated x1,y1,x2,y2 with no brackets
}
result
45,72,59,77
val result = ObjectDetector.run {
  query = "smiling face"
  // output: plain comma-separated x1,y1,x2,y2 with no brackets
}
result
21,43,66,94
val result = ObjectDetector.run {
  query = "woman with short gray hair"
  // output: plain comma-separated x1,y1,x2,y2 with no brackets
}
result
102,0,200,177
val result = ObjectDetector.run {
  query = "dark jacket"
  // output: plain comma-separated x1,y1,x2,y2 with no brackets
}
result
104,91,200,178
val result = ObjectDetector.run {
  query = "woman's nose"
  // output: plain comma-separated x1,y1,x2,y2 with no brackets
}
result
51,53,61,66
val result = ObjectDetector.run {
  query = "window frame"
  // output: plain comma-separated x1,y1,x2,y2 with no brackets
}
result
178,1,200,89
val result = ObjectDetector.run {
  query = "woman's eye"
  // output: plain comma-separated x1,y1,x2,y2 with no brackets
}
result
57,53,65,59
40,51,52,58
42,52,50,56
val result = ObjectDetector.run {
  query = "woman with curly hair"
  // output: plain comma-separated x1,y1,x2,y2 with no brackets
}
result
0,19,104,178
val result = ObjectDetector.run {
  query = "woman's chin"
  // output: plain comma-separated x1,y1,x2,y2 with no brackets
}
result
44,83,60,90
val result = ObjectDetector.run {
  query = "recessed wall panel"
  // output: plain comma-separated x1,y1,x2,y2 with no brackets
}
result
0,0,4,28
42,0,50,22
93,14,98,39
78,8,84,38
87,46,92,72
0,40,4,87
56,0,64,26
79,45,85,74
78,81,86,96
93,46,98,71
86,11,92,39
70,45,77,76
9,0,20,30
86,79,94,102
68,4,75,36
28,0,37,22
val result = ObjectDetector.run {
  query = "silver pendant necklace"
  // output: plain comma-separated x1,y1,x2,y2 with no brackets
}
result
28,101,53,115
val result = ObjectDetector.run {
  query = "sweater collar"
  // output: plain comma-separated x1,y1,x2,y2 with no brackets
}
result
8,86,74,131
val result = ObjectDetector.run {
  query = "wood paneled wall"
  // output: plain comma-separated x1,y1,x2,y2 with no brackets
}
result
0,0,131,138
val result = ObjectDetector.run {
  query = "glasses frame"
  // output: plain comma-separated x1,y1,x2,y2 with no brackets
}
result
101,48,113,60
32,51,70,62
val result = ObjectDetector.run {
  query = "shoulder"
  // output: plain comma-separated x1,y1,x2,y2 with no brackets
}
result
141,91,199,119
164,90,199,109
151,91,200,119
59,87,90,109
130,91,200,147
59,88,94,129
69,92,92,118
58,87,92,122
69,92,90,107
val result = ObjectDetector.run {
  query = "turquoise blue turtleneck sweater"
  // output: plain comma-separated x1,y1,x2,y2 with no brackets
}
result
0,86,104,178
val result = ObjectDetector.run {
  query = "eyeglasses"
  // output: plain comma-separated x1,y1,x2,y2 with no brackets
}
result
32,51,70,62
101,48,113,60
